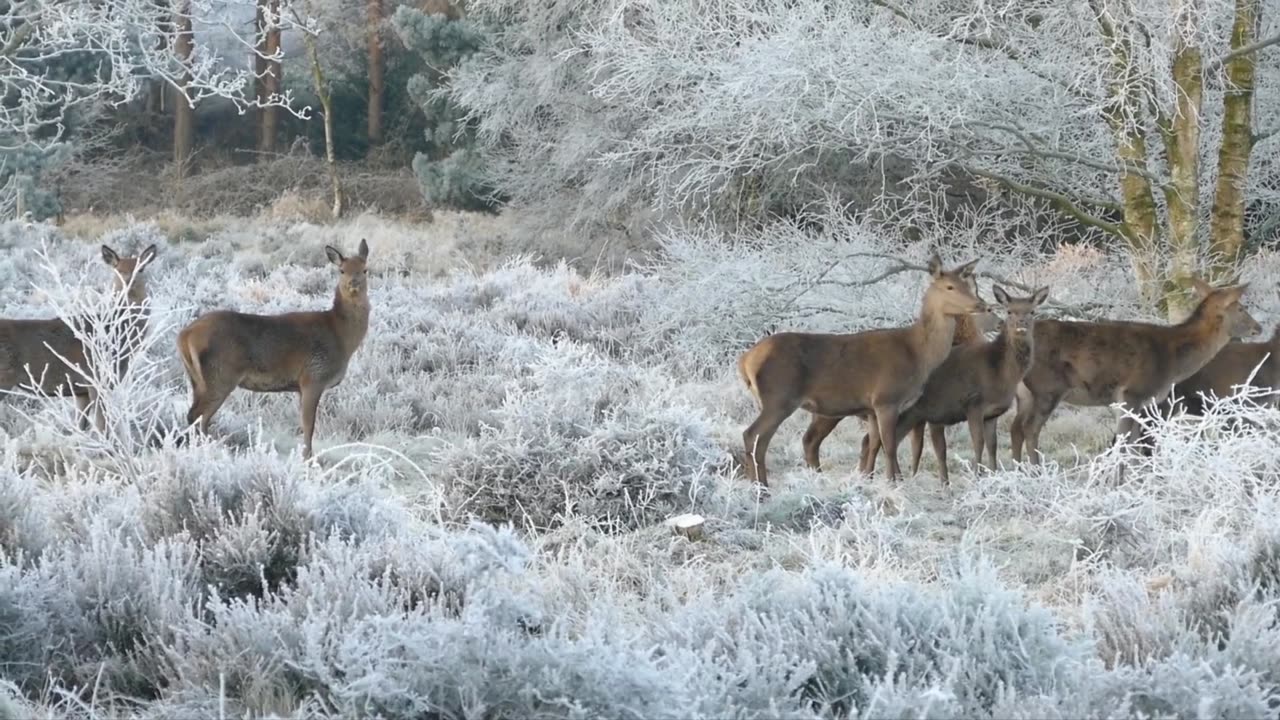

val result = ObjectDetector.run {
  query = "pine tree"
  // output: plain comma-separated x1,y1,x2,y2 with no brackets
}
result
392,4,499,212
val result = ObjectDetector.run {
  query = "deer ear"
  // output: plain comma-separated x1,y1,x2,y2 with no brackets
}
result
926,253,943,278
956,258,979,278
138,244,158,268
992,285,1010,305
1227,283,1249,302
358,238,369,260
325,246,344,266
1032,286,1050,307
101,245,120,267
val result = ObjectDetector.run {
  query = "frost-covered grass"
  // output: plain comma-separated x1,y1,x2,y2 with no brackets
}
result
4,213,1280,717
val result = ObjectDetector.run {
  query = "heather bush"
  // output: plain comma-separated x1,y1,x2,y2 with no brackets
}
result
3,216,1280,716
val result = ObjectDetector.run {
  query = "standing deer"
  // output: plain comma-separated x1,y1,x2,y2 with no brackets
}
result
1132,300,1280,452
856,275,996,476
860,285,1049,485
177,240,371,459
1009,278,1261,464
738,254,987,486
0,244,159,430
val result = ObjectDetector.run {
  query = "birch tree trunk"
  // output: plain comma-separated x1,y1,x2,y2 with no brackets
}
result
1209,0,1262,272
303,29,344,218
1160,2,1205,320
1094,1,1162,307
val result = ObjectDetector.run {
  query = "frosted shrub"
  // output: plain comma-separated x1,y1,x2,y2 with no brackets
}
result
663,560,1089,719
433,343,728,531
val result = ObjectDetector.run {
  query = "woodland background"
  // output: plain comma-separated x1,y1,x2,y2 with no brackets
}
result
3,1,1280,717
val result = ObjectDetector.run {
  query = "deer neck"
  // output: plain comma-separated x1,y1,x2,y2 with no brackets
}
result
994,327,1034,383
912,303,958,371
951,313,983,346
1169,301,1231,379
332,289,371,353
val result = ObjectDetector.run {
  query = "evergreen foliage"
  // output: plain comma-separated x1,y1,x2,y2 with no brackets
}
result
393,6,501,212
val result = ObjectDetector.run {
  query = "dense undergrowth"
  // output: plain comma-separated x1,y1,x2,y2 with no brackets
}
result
3,215,1280,717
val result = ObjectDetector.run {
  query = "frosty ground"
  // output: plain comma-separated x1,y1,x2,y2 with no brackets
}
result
4,212,1280,718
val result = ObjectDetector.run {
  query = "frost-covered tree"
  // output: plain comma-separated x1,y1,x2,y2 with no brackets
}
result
0,0,302,209
394,3,501,212
450,0,1280,315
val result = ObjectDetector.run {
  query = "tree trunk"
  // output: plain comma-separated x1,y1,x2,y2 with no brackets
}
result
1095,6,1161,306
304,31,344,218
1159,17,1205,320
256,0,282,155
367,0,385,147
172,1,195,176
148,3,169,120
1209,0,1261,274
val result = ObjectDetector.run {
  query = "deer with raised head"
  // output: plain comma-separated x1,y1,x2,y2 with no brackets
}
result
1009,278,1261,464
0,244,159,430
855,274,996,476
1133,296,1280,452
860,285,1049,485
738,254,987,486
177,239,371,459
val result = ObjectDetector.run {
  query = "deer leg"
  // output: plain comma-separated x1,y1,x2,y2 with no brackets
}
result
743,400,798,487
75,394,92,432
1010,386,1031,462
928,422,949,485
873,405,904,481
983,417,998,471
860,419,882,476
908,422,926,477
299,380,326,460
190,381,236,436
1020,392,1061,465
802,415,842,471
965,410,986,477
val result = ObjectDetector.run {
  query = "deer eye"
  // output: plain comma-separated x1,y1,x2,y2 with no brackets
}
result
946,285,955,290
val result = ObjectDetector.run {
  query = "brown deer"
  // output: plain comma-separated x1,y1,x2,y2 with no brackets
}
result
738,254,986,486
1009,279,1261,464
0,244,159,430
860,285,1049,485
848,272,995,476
855,279,998,475
1133,304,1280,452
177,240,371,459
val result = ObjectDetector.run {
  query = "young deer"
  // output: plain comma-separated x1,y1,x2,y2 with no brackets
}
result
0,244,159,430
861,285,1049,485
738,254,986,486
1009,279,1261,463
177,240,371,459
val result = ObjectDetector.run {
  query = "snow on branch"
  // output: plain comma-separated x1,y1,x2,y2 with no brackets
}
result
0,1,305,154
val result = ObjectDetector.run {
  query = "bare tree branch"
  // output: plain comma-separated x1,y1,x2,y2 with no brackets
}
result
1215,30,1280,67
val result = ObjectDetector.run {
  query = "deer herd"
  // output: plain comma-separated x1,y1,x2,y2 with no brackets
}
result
740,253,1267,487
0,243,1271,480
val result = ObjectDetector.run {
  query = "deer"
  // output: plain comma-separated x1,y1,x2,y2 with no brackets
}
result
0,244,159,431
1009,278,1261,465
859,285,1050,485
737,253,987,486
1131,300,1280,453
177,239,371,459
848,272,995,476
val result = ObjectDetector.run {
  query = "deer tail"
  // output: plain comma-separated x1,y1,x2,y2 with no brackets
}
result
177,330,206,396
